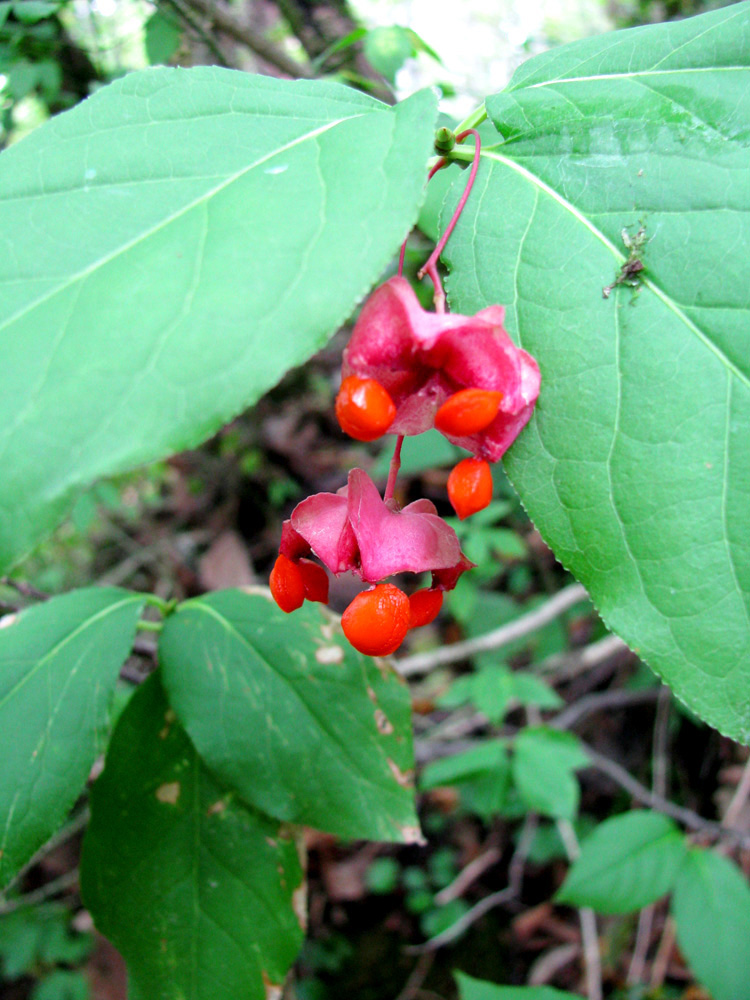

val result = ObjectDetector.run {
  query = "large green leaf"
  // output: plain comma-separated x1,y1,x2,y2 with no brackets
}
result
0,588,144,886
556,811,687,913
671,848,750,1000
443,3,750,741
81,673,304,1000
159,589,420,842
0,69,437,572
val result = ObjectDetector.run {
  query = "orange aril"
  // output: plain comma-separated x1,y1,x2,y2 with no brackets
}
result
269,554,305,613
341,583,411,656
447,458,493,520
435,388,503,437
408,588,443,628
335,375,397,442
299,559,329,604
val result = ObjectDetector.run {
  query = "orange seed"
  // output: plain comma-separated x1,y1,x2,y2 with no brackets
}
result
299,559,329,604
335,375,397,442
269,554,305,613
435,388,503,437
408,588,443,629
341,583,411,657
447,458,493,520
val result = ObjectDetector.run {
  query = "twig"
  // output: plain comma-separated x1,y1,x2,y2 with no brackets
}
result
158,0,231,65
434,843,501,905
0,869,79,915
1,808,89,896
626,685,671,986
550,688,660,731
394,951,434,1000
652,685,672,800
0,577,49,601
557,820,602,1000
416,725,750,850
723,753,750,829
178,0,314,77
582,743,750,850
538,634,630,681
406,816,536,954
397,584,589,676
649,916,676,989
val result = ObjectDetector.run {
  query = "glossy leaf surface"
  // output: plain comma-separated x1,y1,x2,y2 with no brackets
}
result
0,69,437,571
556,811,687,913
159,589,419,842
443,2,750,741
81,674,304,1000
0,588,144,886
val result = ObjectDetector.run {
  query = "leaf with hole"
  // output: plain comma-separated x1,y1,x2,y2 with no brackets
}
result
81,673,304,1000
159,590,419,842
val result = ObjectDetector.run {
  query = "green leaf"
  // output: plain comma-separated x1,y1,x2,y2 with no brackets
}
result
457,971,579,1000
11,2,59,22
443,3,750,741
31,970,89,1000
510,672,563,710
0,904,91,978
144,10,181,65
81,673,304,1000
420,742,509,819
671,848,750,1000
0,588,145,887
159,589,419,842
437,665,515,722
363,26,413,83
557,811,687,913
0,70,437,572
512,728,588,820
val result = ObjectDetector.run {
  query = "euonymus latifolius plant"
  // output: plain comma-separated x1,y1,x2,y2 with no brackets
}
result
1,2,750,997
269,135,541,656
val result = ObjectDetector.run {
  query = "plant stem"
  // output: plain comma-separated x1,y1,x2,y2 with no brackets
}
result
396,582,588,675
454,103,488,135
384,435,404,501
418,129,481,310
557,819,603,1000
137,619,163,633
143,593,176,615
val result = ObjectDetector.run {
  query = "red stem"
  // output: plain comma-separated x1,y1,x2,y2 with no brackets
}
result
397,238,407,277
384,435,404,501
418,128,481,307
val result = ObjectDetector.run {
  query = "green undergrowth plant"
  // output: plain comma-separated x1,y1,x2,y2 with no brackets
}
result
1,2,750,996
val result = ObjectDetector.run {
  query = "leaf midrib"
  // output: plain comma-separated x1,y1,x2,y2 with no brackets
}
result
0,594,142,713
480,148,750,392
0,114,365,336
517,64,749,91
174,600,401,808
